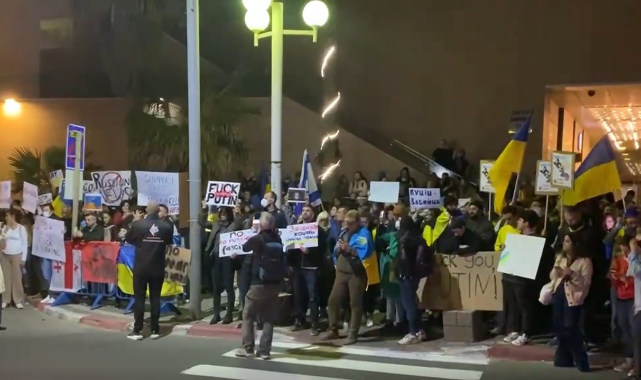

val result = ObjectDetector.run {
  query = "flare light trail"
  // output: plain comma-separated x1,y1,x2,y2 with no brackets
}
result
320,130,340,149
321,45,335,78
319,160,341,182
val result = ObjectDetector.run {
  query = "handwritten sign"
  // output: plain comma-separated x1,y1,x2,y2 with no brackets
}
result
135,171,180,214
38,193,53,205
409,188,441,209
284,223,318,249
80,241,120,284
22,181,38,213
32,216,66,262
535,160,559,195
164,246,191,284
49,170,63,188
418,251,503,311
219,229,256,257
92,171,133,206
479,160,495,193
551,151,575,189
83,193,102,212
0,181,11,209
205,181,240,207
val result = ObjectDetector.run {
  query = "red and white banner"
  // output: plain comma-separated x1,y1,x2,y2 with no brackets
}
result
50,243,82,293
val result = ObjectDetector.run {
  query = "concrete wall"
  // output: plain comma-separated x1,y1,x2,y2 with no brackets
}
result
0,98,130,180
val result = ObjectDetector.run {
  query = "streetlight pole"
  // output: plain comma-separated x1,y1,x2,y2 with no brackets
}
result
243,0,329,208
271,2,284,208
186,0,202,320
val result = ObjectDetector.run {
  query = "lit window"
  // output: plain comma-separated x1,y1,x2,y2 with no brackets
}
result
40,18,73,49
144,100,183,126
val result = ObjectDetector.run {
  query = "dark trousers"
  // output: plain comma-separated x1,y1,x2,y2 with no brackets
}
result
553,285,589,371
292,268,320,325
211,257,235,317
363,283,380,316
132,271,164,333
237,267,252,317
617,298,634,358
632,311,641,377
399,278,420,335
241,284,280,354
319,255,335,313
505,281,533,336
328,271,367,336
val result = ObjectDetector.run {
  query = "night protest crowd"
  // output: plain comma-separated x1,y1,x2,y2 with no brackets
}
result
1,150,641,377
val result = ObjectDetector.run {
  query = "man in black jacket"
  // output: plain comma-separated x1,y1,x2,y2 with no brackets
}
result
289,204,323,335
435,217,483,255
124,202,174,341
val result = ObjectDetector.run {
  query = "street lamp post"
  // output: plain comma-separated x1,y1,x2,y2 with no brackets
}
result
243,0,329,208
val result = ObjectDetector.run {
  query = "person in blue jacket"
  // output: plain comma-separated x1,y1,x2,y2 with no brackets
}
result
323,209,374,345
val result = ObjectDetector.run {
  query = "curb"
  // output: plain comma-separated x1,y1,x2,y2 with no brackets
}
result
185,322,243,339
28,298,132,332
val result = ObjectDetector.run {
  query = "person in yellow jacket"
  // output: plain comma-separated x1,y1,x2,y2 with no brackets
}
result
494,206,520,251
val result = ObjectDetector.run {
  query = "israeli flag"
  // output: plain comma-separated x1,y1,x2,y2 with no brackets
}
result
298,149,322,208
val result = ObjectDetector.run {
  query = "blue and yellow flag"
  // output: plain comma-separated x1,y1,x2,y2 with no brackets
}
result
488,117,531,214
117,244,183,297
562,135,621,206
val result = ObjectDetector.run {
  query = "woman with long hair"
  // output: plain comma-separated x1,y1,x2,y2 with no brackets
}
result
0,209,29,309
549,232,593,372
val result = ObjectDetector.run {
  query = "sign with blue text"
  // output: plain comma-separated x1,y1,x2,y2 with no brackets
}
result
65,124,86,171
409,188,441,209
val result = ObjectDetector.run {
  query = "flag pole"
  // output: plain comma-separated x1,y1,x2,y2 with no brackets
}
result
511,173,521,204
488,193,492,221
543,195,549,235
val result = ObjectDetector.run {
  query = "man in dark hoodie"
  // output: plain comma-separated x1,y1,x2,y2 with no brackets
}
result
435,217,483,255
289,204,323,335
465,201,495,251
261,191,288,229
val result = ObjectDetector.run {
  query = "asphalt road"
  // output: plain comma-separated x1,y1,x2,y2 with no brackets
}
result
0,306,626,380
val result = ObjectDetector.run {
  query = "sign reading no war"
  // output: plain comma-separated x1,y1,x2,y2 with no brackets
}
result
409,188,441,209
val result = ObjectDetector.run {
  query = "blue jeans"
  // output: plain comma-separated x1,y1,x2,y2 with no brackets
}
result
293,268,320,325
398,277,420,335
611,286,621,342
617,298,634,358
41,258,53,287
386,296,405,323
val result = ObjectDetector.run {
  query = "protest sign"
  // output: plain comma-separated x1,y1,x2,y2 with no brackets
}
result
0,181,11,209
535,160,559,195
368,181,400,203
49,170,63,188
419,251,503,311
22,181,38,213
498,234,545,280
287,188,306,203
479,160,495,193
205,181,240,207
551,151,575,189
219,229,256,257
38,193,53,205
165,246,192,284
32,216,66,262
83,193,102,212
80,242,120,284
50,242,82,293
136,171,180,214
409,188,441,209
283,223,318,250
458,198,472,208
91,171,133,206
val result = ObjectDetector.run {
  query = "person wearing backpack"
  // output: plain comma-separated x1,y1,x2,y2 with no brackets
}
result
236,212,285,360
396,215,432,345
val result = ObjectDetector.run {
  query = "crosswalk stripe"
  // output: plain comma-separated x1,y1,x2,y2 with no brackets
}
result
220,349,484,380
269,341,490,366
182,365,348,380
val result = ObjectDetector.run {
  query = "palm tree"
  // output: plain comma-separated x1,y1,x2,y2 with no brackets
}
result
8,147,101,192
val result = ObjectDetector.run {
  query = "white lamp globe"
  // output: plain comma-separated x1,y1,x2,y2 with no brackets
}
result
245,9,270,32
302,0,329,27
242,0,271,11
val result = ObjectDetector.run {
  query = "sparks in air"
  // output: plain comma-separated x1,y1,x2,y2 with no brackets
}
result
321,46,336,78
322,92,341,119
320,130,340,150
319,160,341,182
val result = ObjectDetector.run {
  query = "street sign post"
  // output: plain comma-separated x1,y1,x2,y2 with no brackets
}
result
66,124,85,171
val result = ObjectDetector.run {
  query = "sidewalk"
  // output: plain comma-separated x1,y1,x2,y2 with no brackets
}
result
26,295,619,366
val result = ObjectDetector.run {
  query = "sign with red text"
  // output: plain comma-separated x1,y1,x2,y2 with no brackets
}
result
91,171,133,206
205,181,240,207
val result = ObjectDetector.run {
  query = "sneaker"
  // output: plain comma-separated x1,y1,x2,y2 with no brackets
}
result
15,303,24,309
398,333,420,345
127,331,143,341
503,332,519,343
258,352,271,360
366,318,375,328
310,325,320,336
235,347,254,358
150,331,161,340
629,369,634,377
490,326,504,335
343,322,349,331
322,329,340,341
42,295,52,304
614,358,634,372
417,329,427,341
511,334,530,346
1,303,6,309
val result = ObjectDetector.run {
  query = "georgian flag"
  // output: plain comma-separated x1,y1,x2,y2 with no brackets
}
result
50,243,82,293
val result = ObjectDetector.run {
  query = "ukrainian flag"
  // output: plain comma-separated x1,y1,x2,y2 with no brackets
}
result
562,135,621,206
117,244,183,297
488,117,531,214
